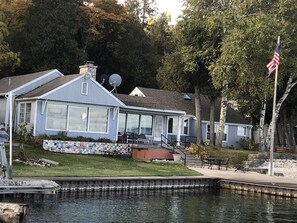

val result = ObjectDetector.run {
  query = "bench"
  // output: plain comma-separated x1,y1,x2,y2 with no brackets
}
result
201,157,229,170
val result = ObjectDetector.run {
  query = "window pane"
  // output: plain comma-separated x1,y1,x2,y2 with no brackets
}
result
46,103,67,130
237,126,247,136
183,118,188,135
68,106,88,131
140,115,152,135
168,117,178,134
25,103,31,123
19,104,25,123
126,114,139,133
89,107,108,132
118,113,126,134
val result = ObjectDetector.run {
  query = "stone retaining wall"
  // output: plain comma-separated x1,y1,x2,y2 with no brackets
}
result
43,140,132,156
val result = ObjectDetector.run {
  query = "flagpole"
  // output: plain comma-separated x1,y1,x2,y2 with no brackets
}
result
269,35,280,176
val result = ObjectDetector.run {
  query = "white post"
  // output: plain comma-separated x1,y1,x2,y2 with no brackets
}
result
176,116,182,146
9,91,13,166
269,36,280,176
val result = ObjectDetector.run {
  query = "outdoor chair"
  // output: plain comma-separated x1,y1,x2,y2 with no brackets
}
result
200,156,209,168
220,158,229,170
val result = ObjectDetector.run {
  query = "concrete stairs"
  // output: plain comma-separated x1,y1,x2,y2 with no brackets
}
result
175,146,202,167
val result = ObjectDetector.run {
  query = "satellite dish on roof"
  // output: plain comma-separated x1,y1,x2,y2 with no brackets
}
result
99,74,109,85
109,73,122,93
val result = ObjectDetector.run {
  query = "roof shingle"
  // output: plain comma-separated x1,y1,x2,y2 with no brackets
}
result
116,87,250,125
0,70,56,94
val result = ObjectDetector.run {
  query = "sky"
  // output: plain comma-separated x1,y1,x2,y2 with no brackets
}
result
117,0,183,24
155,0,183,24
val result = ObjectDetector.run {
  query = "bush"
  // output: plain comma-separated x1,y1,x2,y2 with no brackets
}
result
237,137,251,150
187,143,209,159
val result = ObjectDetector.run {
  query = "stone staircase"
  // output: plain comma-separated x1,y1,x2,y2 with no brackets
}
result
175,146,202,167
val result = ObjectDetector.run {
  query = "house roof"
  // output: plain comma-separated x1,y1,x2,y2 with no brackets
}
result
18,74,83,99
116,87,250,125
0,70,56,95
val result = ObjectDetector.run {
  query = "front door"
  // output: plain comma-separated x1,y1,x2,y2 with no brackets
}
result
154,116,164,141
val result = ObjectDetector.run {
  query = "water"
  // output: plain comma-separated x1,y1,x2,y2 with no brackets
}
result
2,189,297,222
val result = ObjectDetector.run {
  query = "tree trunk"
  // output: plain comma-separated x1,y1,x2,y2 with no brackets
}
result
290,124,297,152
216,96,227,147
283,110,291,148
209,100,215,146
194,86,203,144
265,77,297,150
279,109,285,146
259,99,266,151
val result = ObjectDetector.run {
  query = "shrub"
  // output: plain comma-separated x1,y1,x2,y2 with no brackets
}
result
187,143,209,159
237,137,251,150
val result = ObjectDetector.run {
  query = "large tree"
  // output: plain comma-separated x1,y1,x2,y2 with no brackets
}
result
0,11,20,77
12,0,86,74
209,0,297,150
157,0,224,145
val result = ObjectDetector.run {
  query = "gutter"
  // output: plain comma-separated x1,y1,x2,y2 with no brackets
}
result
121,105,186,116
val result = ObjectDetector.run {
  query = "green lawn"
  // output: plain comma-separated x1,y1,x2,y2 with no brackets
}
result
11,144,200,177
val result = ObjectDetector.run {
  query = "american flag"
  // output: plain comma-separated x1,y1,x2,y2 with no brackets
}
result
266,45,280,75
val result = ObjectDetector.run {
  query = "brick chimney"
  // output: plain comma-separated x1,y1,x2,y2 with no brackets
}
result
79,61,97,80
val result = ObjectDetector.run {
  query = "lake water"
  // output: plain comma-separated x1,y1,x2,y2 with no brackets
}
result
2,189,297,222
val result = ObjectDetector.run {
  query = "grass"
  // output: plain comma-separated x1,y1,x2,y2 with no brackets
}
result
206,147,255,166
10,144,200,177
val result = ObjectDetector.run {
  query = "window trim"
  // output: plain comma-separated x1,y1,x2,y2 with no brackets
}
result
206,123,228,142
18,102,32,124
237,126,248,137
167,116,178,134
81,82,88,95
45,102,109,134
182,117,189,135
118,112,153,136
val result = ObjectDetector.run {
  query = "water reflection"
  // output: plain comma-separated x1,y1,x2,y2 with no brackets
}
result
1,189,297,222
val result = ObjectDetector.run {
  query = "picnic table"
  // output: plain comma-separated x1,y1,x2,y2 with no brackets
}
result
204,157,229,170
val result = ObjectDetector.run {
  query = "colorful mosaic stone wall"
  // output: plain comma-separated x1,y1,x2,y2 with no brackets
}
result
43,140,132,156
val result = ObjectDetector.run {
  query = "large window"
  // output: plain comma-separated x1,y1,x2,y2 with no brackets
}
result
19,102,32,124
89,107,108,132
126,114,140,133
46,103,109,133
140,115,153,135
119,113,153,135
68,106,88,131
118,113,127,134
207,124,228,142
46,104,67,130
168,117,178,134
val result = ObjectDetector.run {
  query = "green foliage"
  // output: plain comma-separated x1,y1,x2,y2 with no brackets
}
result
14,123,34,144
207,147,253,167
10,0,86,74
187,143,255,167
237,137,252,150
187,143,209,159
0,11,20,76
